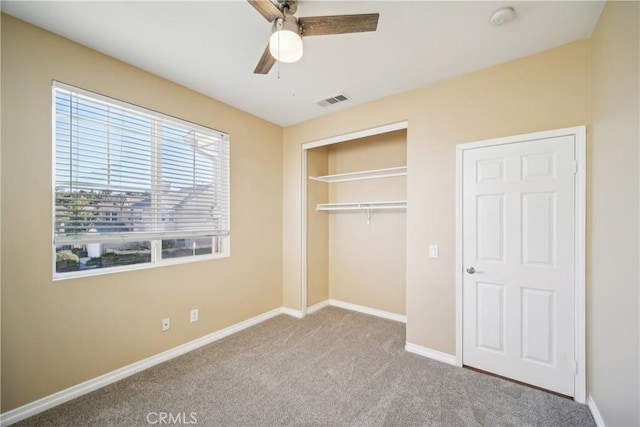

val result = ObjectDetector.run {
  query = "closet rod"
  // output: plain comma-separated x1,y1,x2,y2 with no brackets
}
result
316,201,407,211
316,201,407,225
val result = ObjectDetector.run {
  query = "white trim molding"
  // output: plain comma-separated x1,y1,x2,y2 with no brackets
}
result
455,125,587,403
302,121,409,150
0,307,284,426
307,300,330,314
0,301,403,425
405,343,458,366
281,307,305,319
573,126,587,404
329,299,406,323
587,396,605,427
300,145,308,318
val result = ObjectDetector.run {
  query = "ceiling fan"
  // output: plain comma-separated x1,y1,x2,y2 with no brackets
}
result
248,0,379,74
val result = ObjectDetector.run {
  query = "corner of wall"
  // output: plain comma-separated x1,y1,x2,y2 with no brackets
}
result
587,1,640,425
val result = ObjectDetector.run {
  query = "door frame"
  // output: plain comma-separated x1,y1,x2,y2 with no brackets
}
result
454,126,586,403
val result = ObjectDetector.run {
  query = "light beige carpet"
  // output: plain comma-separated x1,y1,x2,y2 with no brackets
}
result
15,307,595,426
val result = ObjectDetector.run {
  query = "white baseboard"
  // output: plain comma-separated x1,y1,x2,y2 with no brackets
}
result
1,302,411,425
405,342,458,366
0,307,284,427
281,307,304,318
307,300,330,314
329,299,406,323
587,396,605,427
291,299,403,322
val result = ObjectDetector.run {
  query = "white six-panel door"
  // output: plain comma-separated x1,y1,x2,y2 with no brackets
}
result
462,134,576,396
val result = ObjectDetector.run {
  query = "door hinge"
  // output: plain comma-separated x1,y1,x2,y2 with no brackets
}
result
573,361,578,375
571,161,578,174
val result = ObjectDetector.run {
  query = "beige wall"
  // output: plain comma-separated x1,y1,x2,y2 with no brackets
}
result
327,131,406,314
0,11,3,408
1,15,283,411
306,147,329,307
284,40,590,355
589,1,639,425
3,3,638,420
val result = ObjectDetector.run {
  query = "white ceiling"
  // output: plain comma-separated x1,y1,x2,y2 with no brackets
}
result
2,1,604,127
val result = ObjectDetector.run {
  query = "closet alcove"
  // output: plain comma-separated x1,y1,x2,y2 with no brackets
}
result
305,128,407,317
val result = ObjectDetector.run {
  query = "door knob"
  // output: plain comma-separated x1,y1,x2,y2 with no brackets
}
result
466,267,476,274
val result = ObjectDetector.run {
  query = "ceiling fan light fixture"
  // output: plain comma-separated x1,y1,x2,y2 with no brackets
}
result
269,14,303,63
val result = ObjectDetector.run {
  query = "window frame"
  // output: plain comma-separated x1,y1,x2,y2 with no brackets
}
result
52,81,230,281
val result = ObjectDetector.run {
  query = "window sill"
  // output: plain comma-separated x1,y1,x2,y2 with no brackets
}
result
53,252,230,282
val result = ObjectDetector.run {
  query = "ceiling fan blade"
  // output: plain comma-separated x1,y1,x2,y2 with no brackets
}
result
298,14,379,37
247,0,283,22
254,43,276,74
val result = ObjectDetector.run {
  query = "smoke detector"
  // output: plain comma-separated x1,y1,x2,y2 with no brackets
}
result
489,7,516,27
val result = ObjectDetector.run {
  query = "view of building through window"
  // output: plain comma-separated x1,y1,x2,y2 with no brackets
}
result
53,83,230,276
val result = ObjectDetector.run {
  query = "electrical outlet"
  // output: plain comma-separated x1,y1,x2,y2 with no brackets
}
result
162,318,170,331
190,309,199,323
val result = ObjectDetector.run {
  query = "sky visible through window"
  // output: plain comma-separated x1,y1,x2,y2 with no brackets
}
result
55,92,215,194
53,85,230,276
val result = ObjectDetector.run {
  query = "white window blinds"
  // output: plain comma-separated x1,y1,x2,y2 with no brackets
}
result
53,82,230,245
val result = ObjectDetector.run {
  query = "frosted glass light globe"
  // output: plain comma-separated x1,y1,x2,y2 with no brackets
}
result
269,16,303,63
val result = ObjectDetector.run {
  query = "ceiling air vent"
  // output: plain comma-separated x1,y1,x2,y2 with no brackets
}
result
317,94,349,107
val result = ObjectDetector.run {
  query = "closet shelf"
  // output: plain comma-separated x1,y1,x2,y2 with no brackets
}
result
316,201,407,211
309,166,406,183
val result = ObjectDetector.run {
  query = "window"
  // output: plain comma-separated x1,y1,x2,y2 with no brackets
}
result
53,82,230,278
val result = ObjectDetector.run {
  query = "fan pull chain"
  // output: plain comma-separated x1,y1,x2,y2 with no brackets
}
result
277,28,281,80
